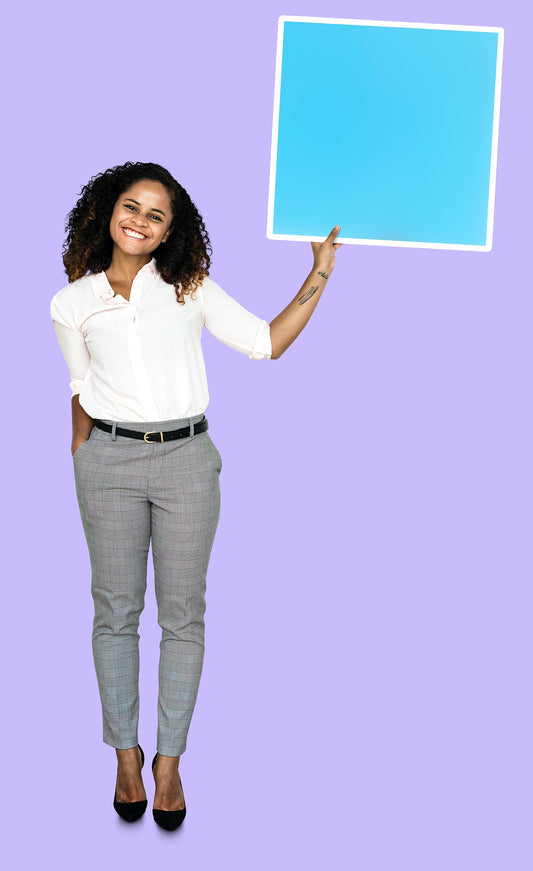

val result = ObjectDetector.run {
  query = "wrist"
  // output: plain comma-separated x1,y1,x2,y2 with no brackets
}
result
71,438,87,456
72,425,93,448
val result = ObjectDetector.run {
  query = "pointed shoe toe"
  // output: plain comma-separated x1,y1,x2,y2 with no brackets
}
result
113,796,148,822
152,805,186,831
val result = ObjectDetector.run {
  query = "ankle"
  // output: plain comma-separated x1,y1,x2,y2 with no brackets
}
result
153,753,180,775
116,746,142,766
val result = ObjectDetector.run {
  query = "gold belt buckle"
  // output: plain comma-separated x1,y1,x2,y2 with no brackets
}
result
144,431,164,443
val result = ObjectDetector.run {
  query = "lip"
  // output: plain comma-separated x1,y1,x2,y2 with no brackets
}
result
121,226,149,240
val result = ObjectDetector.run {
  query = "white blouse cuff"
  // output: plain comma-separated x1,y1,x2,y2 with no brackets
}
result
248,320,272,360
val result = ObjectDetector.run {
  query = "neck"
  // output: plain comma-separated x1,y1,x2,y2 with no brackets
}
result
106,248,152,283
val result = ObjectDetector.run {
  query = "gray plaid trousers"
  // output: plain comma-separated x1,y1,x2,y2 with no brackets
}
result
73,415,221,756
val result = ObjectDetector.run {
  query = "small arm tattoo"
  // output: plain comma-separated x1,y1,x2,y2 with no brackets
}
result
298,285,319,305
317,270,330,280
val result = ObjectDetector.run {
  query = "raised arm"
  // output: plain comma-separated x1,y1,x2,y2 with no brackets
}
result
269,226,342,359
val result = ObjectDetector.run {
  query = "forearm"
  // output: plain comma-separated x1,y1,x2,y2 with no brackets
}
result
269,225,341,359
71,394,94,453
269,265,331,359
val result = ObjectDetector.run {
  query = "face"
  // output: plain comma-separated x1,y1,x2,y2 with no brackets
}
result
109,179,173,258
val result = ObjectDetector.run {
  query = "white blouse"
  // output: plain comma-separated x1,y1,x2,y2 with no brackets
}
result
50,259,272,422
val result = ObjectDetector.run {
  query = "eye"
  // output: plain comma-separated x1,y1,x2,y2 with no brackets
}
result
149,214,163,222
124,203,137,212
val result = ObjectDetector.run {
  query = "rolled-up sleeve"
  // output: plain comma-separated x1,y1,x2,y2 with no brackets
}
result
50,296,91,396
199,279,272,359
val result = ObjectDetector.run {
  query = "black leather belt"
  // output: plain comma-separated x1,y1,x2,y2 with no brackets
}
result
94,416,208,443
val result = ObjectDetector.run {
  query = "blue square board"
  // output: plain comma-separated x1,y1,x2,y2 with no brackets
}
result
267,17,504,250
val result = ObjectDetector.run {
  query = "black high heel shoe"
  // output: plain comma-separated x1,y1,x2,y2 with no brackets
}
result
152,753,187,831
113,745,148,822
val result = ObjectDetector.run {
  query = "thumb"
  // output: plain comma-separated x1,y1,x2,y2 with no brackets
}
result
326,225,341,244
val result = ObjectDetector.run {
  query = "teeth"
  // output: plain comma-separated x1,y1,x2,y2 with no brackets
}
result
123,228,146,239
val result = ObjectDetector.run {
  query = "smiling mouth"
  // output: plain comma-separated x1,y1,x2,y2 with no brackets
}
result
122,227,148,240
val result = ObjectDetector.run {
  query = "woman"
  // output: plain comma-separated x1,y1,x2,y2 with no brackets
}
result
51,161,341,830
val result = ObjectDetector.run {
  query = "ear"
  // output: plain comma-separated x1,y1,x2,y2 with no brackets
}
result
162,226,173,243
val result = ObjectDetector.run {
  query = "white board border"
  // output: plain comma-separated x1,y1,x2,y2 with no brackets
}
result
267,16,505,252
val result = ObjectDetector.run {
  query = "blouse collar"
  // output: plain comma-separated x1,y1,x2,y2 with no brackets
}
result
90,258,158,302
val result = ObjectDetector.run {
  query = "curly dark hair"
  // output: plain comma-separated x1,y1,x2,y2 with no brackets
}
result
63,161,212,303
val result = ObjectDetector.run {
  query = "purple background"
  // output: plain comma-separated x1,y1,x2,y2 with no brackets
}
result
3,1,531,868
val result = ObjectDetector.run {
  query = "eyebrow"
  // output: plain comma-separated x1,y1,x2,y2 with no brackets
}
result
125,197,166,216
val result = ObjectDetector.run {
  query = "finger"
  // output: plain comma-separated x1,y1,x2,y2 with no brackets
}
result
326,225,341,244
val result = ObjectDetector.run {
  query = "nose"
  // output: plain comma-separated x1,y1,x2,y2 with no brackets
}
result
132,212,148,226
